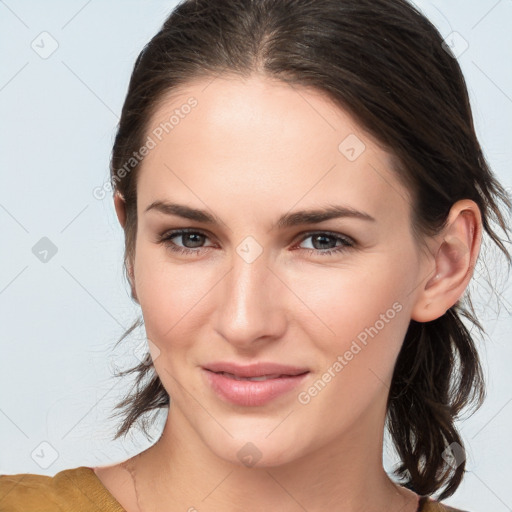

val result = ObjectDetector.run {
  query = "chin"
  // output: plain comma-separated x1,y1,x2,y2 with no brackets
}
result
206,432,304,469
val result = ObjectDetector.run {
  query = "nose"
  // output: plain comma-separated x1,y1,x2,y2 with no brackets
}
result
213,248,287,350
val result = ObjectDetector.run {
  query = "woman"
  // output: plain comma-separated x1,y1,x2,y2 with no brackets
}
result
1,0,510,510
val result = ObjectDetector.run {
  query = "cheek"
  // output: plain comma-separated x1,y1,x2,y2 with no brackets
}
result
288,258,408,347
294,277,409,434
132,245,205,347
287,257,412,411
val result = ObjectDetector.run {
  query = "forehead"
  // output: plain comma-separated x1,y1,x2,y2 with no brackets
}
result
137,75,413,230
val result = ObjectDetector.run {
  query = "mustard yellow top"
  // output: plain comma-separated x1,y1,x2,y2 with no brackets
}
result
0,467,123,512
0,466,469,512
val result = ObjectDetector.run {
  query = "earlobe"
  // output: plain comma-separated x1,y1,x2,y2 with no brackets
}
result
410,200,482,323
114,191,127,228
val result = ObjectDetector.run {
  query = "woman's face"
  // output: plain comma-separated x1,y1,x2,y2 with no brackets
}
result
130,75,432,466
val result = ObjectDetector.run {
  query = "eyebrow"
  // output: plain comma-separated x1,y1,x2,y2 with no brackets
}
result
144,200,376,228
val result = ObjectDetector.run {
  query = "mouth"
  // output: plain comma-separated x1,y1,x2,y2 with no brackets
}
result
206,370,309,381
201,366,310,407
202,361,310,379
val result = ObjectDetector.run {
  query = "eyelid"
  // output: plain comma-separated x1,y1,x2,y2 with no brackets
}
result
158,227,217,246
292,230,355,247
158,228,355,245
158,227,356,257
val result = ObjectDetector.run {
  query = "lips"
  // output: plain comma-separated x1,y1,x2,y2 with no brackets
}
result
201,361,310,406
203,361,309,379
214,372,287,381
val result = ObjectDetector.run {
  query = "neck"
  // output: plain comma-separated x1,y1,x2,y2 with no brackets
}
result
127,403,419,512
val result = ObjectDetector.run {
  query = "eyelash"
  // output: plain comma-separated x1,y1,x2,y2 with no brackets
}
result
158,228,355,257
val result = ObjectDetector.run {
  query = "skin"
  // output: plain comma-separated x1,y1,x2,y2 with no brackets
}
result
95,74,482,512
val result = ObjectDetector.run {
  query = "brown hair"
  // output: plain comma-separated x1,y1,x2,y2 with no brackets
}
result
109,0,511,501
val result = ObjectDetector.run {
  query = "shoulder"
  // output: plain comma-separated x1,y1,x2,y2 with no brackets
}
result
0,466,125,512
421,496,471,512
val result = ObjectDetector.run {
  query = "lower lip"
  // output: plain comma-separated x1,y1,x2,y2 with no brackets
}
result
202,369,309,407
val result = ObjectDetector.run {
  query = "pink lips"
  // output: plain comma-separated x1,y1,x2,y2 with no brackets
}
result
202,361,310,407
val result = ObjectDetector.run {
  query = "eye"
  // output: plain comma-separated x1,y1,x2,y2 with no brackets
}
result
158,229,355,257
158,229,215,256
295,232,355,256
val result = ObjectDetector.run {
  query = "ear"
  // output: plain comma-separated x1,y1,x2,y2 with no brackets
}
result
411,199,482,322
113,191,139,303
114,191,127,228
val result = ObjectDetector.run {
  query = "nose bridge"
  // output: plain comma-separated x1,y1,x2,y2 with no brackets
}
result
214,245,284,345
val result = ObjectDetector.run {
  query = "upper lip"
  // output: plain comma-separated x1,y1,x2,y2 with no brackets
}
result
203,361,310,378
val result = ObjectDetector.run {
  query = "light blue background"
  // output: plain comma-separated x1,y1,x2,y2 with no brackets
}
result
0,1,511,511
